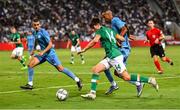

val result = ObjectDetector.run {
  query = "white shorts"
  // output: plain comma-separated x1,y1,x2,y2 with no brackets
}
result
71,46,81,53
99,55,126,74
12,47,24,56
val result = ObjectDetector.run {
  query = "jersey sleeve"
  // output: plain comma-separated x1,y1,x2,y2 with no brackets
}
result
42,30,51,43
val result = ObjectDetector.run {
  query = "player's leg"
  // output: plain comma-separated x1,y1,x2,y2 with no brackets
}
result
121,48,145,96
120,71,159,91
28,45,34,59
150,46,163,73
18,47,27,69
81,59,108,99
70,46,75,64
111,56,159,94
12,47,27,69
11,48,18,59
76,46,85,64
153,55,163,73
104,69,119,95
158,45,173,65
46,53,82,90
161,56,173,65
20,56,42,89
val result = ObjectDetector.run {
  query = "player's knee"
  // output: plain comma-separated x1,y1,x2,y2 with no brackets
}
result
123,76,130,81
161,57,166,61
28,64,33,68
10,55,15,59
121,71,130,81
91,66,99,74
57,66,64,72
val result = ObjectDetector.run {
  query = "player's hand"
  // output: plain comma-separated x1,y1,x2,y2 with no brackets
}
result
38,51,44,56
144,40,149,44
155,39,159,44
9,42,13,44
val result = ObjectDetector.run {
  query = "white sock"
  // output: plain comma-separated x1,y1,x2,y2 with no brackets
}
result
28,81,33,86
74,77,80,82
111,81,117,86
135,81,141,86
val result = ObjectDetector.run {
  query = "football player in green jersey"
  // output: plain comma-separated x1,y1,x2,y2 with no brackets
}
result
9,26,27,70
79,18,159,99
66,30,85,64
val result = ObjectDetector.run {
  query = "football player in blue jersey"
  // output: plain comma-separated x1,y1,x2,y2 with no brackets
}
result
102,10,144,97
20,18,82,90
26,31,35,59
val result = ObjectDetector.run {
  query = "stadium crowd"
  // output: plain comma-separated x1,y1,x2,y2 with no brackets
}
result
0,0,179,42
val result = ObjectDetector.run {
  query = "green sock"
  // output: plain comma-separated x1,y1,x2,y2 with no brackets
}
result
91,74,99,93
130,74,149,83
80,54,84,61
20,59,26,67
71,53,74,62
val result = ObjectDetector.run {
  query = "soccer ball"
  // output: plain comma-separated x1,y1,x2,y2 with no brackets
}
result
56,88,68,101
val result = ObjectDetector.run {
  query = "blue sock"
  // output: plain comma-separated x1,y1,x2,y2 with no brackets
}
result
104,69,114,83
28,67,34,85
62,68,77,81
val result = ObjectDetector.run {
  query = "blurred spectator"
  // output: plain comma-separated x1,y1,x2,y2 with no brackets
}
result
0,0,179,42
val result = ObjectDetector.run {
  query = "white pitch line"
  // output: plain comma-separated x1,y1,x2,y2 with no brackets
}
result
0,75,180,95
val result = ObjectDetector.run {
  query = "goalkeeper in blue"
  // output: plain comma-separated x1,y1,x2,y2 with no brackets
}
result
102,10,144,97
20,18,82,90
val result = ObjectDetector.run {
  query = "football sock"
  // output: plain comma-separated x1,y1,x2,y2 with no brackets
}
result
162,57,171,63
104,69,116,86
28,67,34,86
90,74,99,93
154,60,162,71
20,58,26,67
130,74,149,83
62,68,77,81
80,54,84,61
71,53,74,62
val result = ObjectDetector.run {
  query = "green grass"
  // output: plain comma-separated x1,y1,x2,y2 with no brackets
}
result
0,46,180,109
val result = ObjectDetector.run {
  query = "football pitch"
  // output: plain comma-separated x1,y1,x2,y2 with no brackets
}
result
0,46,180,109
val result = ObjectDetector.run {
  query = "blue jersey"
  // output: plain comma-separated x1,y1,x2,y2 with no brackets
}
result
32,28,55,55
111,17,130,49
27,35,35,47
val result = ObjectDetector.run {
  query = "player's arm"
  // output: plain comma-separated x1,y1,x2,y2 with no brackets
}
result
120,26,127,37
144,36,149,44
66,39,71,48
75,38,80,47
39,30,52,56
159,31,165,41
39,40,52,56
10,38,21,44
116,34,125,41
78,34,101,54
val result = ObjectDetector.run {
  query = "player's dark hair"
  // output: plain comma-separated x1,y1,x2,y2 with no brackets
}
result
33,18,40,22
90,17,100,28
146,19,155,24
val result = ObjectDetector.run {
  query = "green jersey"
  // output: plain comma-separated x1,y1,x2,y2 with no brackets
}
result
10,32,23,47
95,26,121,59
69,33,80,46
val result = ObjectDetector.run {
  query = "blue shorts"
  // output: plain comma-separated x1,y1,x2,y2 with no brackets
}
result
119,47,131,65
35,52,61,66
